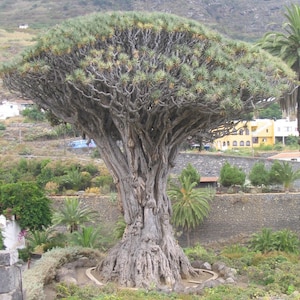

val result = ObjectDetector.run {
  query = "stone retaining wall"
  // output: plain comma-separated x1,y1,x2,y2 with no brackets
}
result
0,250,23,300
72,191,300,248
173,152,300,189
188,192,300,247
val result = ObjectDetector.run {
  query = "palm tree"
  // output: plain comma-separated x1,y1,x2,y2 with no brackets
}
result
258,4,300,137
70,226,103,249
168,175,214,246
52,197,98,233
269,161,300,191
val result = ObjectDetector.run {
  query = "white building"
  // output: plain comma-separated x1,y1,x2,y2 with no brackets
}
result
274,118,298,145
0,215,25,250
0,100,20,120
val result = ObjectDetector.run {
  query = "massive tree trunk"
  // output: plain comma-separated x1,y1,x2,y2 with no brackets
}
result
94,127,194,288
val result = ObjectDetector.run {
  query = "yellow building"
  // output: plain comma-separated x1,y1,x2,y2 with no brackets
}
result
214,119,275,151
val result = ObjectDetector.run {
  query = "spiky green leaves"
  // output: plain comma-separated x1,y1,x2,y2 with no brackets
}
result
0,11,296,133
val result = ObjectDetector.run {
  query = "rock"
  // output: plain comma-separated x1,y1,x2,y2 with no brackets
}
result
203,280,220,288
202,262,212,270
225,277,235,284
212,261,226,273
61,275,78,285
191,260,204,269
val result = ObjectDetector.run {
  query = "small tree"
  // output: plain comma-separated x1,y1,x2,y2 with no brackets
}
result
249,162,270,187
0,182,52,230
168,175,214,246
52,197,98,233
219,161,246,187
179,163,200,185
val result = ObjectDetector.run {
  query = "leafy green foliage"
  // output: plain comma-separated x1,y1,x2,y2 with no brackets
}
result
21,105,46,122
179,163,200,184
257,102,282,119
250,228,300,254
249,162,270,186
168,175,214,245
0,230,4,250
219,161,246,187
0,123,6,130
0,182,52,230
268,160,300,190
113,216,126,240
70,226,104,249
285,135,299,146
52,197,98,233
26,226,65,253
258,3,300,134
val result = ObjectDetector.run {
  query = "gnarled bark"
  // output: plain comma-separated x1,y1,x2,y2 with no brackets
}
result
94,127,194,288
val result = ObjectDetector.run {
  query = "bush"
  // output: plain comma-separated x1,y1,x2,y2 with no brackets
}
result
219,161,246,187
250,228,300,254
249,162,269,186
0,182,52,230
21,105,45,122
179,163,200,184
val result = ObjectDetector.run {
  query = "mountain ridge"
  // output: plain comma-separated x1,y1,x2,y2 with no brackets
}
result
0,0,298,41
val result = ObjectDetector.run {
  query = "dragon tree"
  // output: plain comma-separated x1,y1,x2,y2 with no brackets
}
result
0,12,296,289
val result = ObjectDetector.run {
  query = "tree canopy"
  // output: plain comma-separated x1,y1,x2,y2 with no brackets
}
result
1,12,295,144
0,11,297,289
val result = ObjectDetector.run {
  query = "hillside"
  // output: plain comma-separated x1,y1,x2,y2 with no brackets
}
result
0,0,297,42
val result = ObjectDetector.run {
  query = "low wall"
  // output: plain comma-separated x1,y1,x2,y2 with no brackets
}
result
70,192,300,248
188,192,300,247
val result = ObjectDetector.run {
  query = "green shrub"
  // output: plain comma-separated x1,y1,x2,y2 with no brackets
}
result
250,228,300,254
18,247,31,262
184,243,216,263
179,163,200,184
249,162,269,186
0,182,52,230
21,105,46,122
113,216,126,240
70,226,104,249
219,161,246,187
250,228,277,253
0,123,6,130
0,230,4,250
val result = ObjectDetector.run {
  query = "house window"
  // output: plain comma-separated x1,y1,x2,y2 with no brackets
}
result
227,141,230,146
246,141,250,146
223,141,226,146
245,128,250,135
266,129,268,133
232,129,237,135
253,137,258,144
239,129,244,135
240,141,244,146
233,141,237,146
